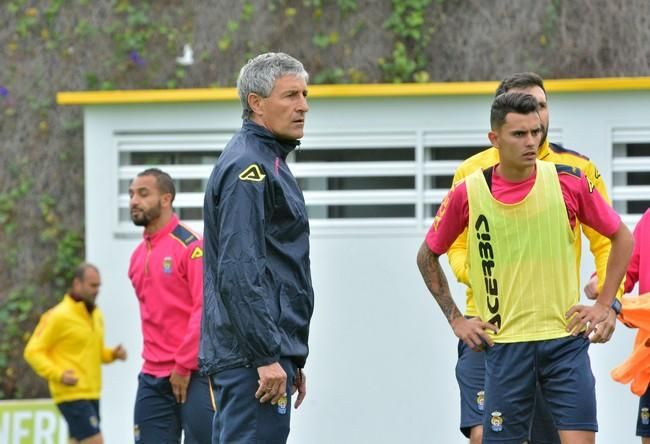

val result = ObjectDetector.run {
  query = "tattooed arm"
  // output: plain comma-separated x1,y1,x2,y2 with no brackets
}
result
416,242,498,351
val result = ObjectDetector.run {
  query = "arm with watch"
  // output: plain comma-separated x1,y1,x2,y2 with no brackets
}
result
611,298,622,316
585,209,649,329
567,220,633,342
585,274,624,315
583,272,629,336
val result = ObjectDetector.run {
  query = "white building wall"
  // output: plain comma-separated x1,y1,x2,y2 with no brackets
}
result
83,90,650,443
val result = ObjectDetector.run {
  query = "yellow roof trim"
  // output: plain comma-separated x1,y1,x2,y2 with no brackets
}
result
57,77,650,105
57,88,237,105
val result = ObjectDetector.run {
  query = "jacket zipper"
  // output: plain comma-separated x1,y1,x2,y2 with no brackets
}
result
145,239,151,276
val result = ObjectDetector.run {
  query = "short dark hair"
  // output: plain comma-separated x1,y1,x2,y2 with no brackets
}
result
72,262,99,283
137,168,176,202
490,92,540,130
495,72,546,97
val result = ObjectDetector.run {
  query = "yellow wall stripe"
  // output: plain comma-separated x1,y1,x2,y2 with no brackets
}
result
57,77,650,105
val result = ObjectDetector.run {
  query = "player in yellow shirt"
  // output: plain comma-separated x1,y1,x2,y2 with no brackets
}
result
24,263,127,444
447,72,620,443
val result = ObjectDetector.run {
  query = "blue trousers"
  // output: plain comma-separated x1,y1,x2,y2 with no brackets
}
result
134,372,215,443
210,359,297,444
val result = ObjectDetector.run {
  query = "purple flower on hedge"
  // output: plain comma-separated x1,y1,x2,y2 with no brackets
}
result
0,86,8,98
129,50,145,67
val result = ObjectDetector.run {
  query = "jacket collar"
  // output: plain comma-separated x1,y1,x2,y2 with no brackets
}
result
242,120,301,159
63,293,95,316
143,213,178,243
537,138,551,160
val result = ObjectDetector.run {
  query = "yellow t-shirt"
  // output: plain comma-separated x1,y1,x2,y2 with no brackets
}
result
466,161,578,342
24,294,116,403
449,140,616,316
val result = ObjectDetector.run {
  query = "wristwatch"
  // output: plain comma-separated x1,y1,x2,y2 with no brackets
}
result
610,298,622,315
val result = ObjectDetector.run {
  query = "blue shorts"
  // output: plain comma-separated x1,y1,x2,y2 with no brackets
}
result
456,340,560,443
134,371,215,444
637,385,650,437
483,336,596,443
456,340,487,436
528,392,561,444
56,399,101,440
210,358,297,444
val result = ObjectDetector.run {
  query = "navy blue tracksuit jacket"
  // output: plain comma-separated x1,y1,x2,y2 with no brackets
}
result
200,120,315,375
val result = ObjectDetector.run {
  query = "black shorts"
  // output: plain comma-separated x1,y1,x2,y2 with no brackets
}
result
56,399,100,440
637,385,650,437
456,339,560,443
483,336,596,443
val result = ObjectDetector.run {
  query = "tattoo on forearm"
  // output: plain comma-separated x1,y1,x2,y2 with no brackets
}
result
417,243,461,323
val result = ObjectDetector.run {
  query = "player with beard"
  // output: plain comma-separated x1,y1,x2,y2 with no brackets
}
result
25,263,127,444
128,168,214,444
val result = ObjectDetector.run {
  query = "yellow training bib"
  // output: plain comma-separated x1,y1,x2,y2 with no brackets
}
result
466,160,578,343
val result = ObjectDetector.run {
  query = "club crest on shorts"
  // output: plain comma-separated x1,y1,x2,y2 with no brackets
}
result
490,411,503,432
162,256,173,274
476,390,485,411
89,415,99,428
277,394,288,415
641,407,650,425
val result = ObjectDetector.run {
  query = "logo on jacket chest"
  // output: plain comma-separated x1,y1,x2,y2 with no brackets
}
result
162,256,173,274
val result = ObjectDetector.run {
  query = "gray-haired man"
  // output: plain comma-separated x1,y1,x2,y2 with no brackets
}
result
201,52,315,443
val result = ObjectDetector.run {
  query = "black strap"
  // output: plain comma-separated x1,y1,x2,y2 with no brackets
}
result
482,166,494,193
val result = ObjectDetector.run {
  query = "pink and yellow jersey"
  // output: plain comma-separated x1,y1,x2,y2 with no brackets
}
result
447,140,616,316
129,214,204,377
625,209,650,294
426,161,620,342
610,211,650,395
